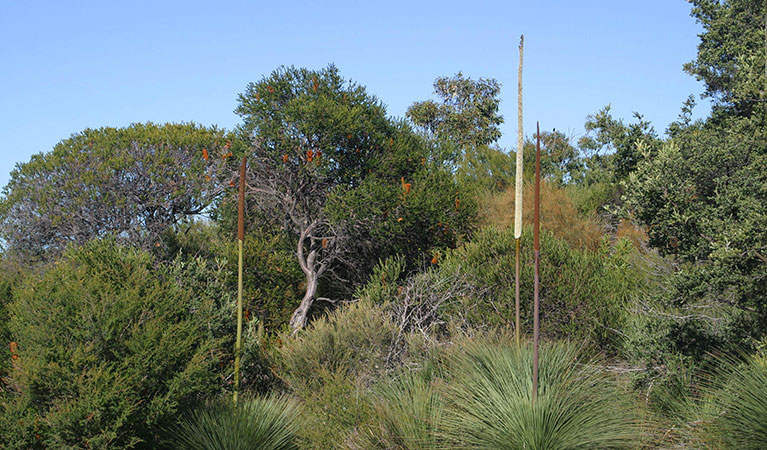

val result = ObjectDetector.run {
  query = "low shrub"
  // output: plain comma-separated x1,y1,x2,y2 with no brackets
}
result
171,395,301,450
276,301,397,447
277,301,398,392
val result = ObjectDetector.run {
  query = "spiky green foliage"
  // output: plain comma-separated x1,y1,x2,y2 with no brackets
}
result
701,353,767,449
441,340,641,449
354,370,443,449
172,396,300,450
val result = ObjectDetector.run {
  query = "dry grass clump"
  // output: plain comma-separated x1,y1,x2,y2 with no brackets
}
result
479,181,604,250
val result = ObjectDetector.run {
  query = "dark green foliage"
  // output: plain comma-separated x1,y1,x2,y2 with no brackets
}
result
441,340,641,449
324,164,476,279
383,226,643,352
223,232,304,332
171,395,301,450
685,0,767,112
0,122,231,262
578,106,661,181
624,117,767,350
230,65,475,330
3,240,224,448
162,220,304,334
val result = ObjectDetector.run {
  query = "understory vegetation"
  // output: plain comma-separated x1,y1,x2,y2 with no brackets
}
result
1,1,766,448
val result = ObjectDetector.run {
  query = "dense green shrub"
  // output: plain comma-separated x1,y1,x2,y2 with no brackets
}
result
367,226,644,352
276,301,398,448
2,240,225,448
163,245,278,394
171,395,301,450
278,301,397,391
162,221,305,333
441,339,641,449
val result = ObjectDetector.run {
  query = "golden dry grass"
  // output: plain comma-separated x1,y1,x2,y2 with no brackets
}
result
478,181,605,251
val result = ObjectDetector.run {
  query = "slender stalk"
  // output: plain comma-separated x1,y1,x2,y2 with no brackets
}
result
515,238,521,348
532,122,541,405
514,35,524,347
234,156,246,407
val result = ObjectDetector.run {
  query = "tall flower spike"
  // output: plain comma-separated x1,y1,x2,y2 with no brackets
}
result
514,35,524,240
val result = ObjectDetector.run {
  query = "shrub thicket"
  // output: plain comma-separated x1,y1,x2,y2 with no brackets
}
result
361,225,643,352
1,240,226,448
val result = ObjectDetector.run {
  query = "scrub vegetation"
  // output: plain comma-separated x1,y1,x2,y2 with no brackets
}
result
1,1,766,447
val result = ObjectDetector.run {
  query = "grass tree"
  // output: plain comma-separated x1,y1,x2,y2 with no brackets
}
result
441,340,641,449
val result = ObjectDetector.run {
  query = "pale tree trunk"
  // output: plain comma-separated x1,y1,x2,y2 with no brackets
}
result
289,221,329,334
289,271,318,332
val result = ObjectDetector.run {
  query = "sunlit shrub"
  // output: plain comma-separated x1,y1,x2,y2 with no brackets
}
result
4,240,225,448
479,180,604,250
276,301,397,447
383,226,643,351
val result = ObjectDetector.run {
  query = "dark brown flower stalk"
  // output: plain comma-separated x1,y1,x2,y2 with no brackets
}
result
515,34,524,348
532,122,541,405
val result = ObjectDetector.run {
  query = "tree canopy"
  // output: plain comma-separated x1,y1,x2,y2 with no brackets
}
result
0,122,231,261
232,65,473,331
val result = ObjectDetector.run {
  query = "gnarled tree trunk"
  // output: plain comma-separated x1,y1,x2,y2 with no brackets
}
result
289,220,331,333
289,270,318,331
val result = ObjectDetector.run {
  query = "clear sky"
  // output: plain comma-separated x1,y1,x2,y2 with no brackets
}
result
0,0,710,188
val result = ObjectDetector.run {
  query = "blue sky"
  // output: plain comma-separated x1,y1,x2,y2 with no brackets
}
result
0,0,709,188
